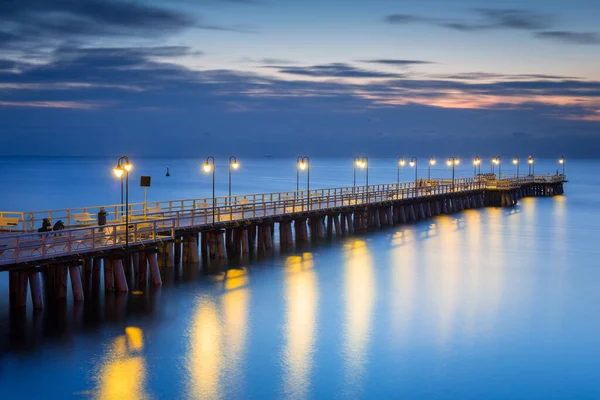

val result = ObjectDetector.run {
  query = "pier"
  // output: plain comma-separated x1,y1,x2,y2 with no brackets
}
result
0,174,566,311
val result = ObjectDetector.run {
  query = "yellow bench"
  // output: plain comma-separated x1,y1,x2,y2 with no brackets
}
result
71,213,95,224
0,217,20,228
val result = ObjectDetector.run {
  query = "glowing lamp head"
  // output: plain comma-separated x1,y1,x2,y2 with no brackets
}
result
409,161,415,167
559,157,564,164
203,163,212,173
231,161,240,170
455,159,460,165
473,158,480,166
399,159,406,167
113,166,124,178
299,161,307,170
513,158,518,165
528,157,534,164
446,160,452,166
429,158,436,166
124,162,132,172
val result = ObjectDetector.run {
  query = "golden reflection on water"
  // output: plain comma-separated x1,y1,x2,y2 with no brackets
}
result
389,229,417,339
283,253,318,400
223,268,249,374
435,215,462,344
187,268,250,400
96,327,147,400
343,239,375,393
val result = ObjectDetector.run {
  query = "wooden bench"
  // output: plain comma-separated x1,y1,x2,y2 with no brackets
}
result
71,213,95,224
0,217,20,228
146,205,164,217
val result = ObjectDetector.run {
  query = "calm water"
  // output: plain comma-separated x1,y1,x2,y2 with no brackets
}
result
1,157,599,399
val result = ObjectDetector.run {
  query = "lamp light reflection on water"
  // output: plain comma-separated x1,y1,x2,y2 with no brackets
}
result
187,268,250,399
343,239,375,396
96,327,147,400
283,253,318,399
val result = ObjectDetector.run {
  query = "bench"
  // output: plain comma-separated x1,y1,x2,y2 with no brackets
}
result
195,202,211,211
146,205,164,216
0,217,20,228
71,213,95,224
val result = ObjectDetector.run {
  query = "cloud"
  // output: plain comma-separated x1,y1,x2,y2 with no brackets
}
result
269,63,405,78
360,59,434,66
0,45,599,157
432,72,582,81
386,9,550,32
535,31,600,45
384,8,600,46
475,9,550,30
0,0,253,56
259,58,297,65
384,14,427,24
0,0,196,38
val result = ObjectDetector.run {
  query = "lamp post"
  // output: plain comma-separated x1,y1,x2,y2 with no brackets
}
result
358,157,368,202
513,156,520,178
473,156,481,177
559,156,565,175
203,156,216,222
409,157,418,185
113,156,132,249
397,157,405,183
447,157,459,189
528,156,535,177
297,156,310,208
428,157,436,180
228,156,239,204
492,156,501,178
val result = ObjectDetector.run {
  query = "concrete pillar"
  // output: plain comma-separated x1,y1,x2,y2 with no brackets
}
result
29,270,43,310
112,259,128,293
148,251,162,286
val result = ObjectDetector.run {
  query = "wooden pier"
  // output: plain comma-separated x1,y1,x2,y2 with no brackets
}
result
0,174,566,311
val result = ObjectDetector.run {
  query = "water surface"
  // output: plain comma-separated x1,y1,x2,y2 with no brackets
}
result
0,157,598,399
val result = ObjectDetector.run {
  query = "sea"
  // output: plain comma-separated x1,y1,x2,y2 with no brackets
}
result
0,156,599,399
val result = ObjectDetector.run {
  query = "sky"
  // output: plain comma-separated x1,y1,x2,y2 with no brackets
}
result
0,0,599,157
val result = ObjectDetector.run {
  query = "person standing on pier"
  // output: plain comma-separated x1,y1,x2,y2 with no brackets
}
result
98,207,107,232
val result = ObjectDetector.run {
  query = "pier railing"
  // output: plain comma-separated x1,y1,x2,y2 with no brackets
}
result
0,180,485,266
0,174,565,236
3,178,478,232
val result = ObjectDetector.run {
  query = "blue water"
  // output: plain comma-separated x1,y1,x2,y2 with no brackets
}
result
1,157,599,399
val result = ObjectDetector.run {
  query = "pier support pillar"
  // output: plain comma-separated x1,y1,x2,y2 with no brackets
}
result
111,259,128,293
148,251,162,286
29,270,43,310
69,265,85,301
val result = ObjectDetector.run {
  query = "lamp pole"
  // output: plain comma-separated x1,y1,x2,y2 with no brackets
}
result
428,157,436,180
228,156,239,204
497,156,502,179
361,157,369,202
397,157,405,183
297,156,310,208
409,157,417,185
113,156,132,249
559,156,565,175
513,157,520,178
528,156,535,177
473,156,481,177
203,156,216,222
447,157,459,190
120,175,124,218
